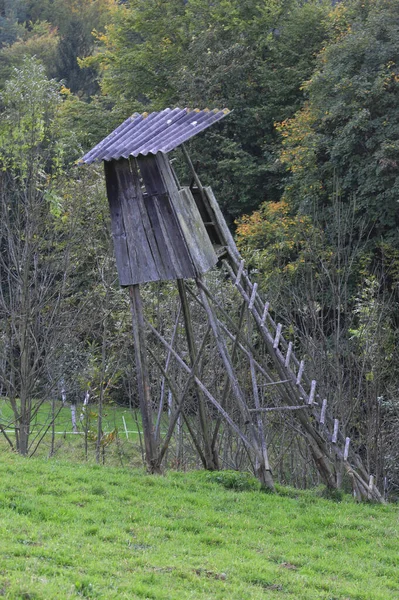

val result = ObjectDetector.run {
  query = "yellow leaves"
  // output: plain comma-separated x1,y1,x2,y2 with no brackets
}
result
60,85,71,96
235,197,330,286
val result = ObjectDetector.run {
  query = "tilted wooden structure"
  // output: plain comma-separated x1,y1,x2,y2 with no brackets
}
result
80,108,383,502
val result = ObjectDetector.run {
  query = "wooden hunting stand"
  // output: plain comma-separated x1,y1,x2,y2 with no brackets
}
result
80,108,383,501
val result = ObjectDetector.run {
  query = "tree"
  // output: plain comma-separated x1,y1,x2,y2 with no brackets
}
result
0,0,26,47
278,0,399,250
87,0,332,219
0,21,59,85
0,58,69,455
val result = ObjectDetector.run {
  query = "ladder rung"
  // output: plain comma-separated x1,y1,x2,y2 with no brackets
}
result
332,419,339,443
248,283,258,310
296,360,304,385
273,323,282,349
320,399,327,424
261,302,270,326
235,260,245,285
344,437,350,461
308,380,316,405
284,342,293,368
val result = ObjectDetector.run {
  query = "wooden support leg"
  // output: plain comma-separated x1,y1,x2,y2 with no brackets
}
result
195,277,274,490
177,279,219,470
129,284,160,473
250,356,274,490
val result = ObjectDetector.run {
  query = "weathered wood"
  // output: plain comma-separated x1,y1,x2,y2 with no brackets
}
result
249,405,312,412
176,188,218,272
249,283,258,310
261,302,270,326
235,260,245,285
180,144,226,249
196,277,266,469
204,186,241,261
145,318,255,453
115,159,161,283
250,356,274,490
320,399,327,424
151,193,194,279
285,342,293,368
296,361,305,386
273,323,282,349
104,161,133,285
156,153,217,275
177,279,218,470
129,284,159,473
137,155,197,280
104,153,220,286
344,437,350,461
332,419,339,444
308,380,316,405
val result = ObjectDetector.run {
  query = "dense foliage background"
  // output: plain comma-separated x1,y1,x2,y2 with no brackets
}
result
0,0,398,495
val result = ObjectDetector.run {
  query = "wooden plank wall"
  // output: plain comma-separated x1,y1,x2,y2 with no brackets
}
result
104,155,217,286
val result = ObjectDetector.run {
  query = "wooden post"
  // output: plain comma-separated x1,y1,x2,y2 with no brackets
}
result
308,380,316,405
273,324,282,349
195,277,272,487
285,342,293,368
261,302,270,326
250,356,274,490
320,399,327,424
177,279,219,470
129,284,160,473
332,419,339,444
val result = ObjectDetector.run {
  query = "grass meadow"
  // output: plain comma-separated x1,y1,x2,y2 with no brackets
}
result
0,398,145,465
0,449,398,600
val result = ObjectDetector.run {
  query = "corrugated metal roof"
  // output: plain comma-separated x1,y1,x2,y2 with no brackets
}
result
79,107,230,164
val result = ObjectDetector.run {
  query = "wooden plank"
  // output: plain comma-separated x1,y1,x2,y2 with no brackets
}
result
261,302,270,326
273,324,282,349
285,342,293,368
344,437,350,461
144,195,179,278
308,380,316,405
104,161,134,286
180,145,222,247
136,155,166,195
204,186,241,262
320,399,327,424
136,156,184,280
129,160,172,281
368,475,374,500
129,284,159,472
235,260,245,285
248,283,258,310
156,153,217,275
176,188,218,273
113,159,160,283
191,189,220,246
296,360,304,385
332,419,339,443
152,193,195,279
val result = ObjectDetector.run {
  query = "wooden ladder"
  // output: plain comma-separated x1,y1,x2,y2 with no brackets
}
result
223,251,384,502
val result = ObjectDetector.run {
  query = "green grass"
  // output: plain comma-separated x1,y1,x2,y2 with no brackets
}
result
0,452,398,599
0,398,145,465
0,398,141,438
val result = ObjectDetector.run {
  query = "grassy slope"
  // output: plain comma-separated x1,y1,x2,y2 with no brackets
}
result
0,452,398,600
